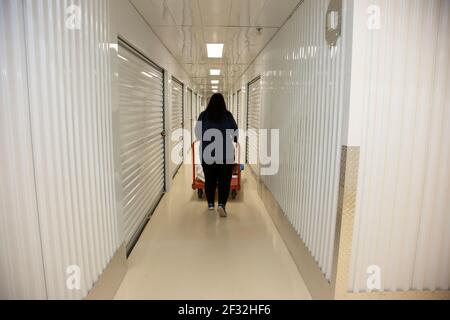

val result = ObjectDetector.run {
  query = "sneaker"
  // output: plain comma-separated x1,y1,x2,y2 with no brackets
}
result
217,205,227,218
208,204,215,211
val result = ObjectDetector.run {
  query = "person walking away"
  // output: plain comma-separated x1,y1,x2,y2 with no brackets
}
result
195,93,238,218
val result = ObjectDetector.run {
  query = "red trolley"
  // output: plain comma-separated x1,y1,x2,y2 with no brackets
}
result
191,141,242,200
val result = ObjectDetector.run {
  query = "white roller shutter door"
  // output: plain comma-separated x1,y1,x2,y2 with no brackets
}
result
187,89,193,146
232,94,236,118
197,95,202,117
193,93,198,121
236,90,241,125
171,77,184,177
247,77,261,175
118,40,165,252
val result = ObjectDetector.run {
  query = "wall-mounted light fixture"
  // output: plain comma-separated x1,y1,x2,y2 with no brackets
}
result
326,0,342,47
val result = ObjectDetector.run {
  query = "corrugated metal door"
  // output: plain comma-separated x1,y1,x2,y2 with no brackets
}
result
119,40,165,252
247,77,261,175
197,94,202,117
192,93,198,125
187,89,193,146
236,90,241,125
171,77,184,178
232,93,236,118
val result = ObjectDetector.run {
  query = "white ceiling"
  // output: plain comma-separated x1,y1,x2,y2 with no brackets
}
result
130,0,301,95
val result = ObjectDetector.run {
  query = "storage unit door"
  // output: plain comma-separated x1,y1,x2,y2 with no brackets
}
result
232,94,236,118
236,90,241,125
187,89,193,146
171,78,184,177
247,77,261,175
197,95,202,116
118,41,165,252
193,93,198,121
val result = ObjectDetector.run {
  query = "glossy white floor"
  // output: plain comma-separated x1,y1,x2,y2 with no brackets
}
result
114,165,311,300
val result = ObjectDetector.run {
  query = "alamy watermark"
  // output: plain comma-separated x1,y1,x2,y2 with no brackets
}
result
366,265,382,291
65,5,81,30
367,5,381,30
66,265,81,291
172,124,280,176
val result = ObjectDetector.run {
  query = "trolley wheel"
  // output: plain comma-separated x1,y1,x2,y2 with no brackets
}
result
231,190,237,200
197,189,203,199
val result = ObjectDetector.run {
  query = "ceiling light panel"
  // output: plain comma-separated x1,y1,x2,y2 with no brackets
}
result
210,69,221,76
207,43,224,58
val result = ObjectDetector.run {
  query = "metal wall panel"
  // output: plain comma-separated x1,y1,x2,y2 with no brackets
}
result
239,0,353,280
0,0,47,299
232,94,236,117
118,41,165,252
193,93,198,122
231,93,238,121
197,94,203,117
349,0,450,292
246,77,262,175
187,88,193,146
171,77,184,177
236,90,241,125
22,0,120,299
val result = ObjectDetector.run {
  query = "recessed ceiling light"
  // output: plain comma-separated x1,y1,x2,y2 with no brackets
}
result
207,44,224,58
212,85,219,89
211,80,219,84
210,69,221,76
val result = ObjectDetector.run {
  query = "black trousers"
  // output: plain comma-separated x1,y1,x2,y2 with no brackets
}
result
202,164,234,207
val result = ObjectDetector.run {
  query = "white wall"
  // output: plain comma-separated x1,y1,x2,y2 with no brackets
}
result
1,0,122,300
21,0,122,299
348,0,450,293
1,0,125,300
0,0,47,299
234,0,354,280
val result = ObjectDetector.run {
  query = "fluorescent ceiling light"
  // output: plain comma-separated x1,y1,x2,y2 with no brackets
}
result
211,80,219,84
210,69,221,76
211,86,219,89
207,44,224,58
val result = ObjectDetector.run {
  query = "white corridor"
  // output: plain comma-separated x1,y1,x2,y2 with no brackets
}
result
114,166,311,300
